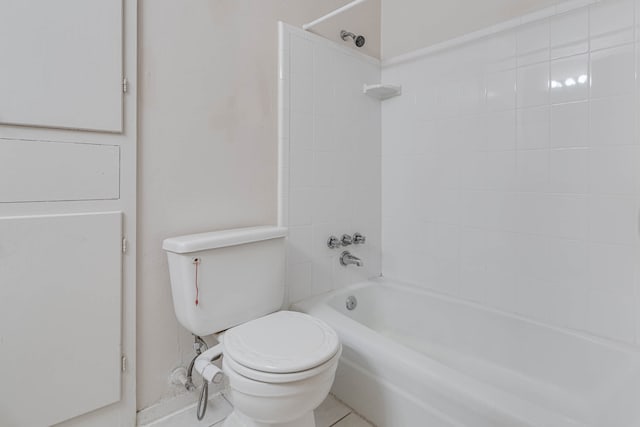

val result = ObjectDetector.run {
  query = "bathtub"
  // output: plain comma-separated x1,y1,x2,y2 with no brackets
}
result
294,279,640,427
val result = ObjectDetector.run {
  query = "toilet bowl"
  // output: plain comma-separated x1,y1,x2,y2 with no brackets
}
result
221,311,341,427
162,227,341,426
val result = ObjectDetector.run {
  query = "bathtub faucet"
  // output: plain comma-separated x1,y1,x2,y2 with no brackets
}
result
340,251,363,267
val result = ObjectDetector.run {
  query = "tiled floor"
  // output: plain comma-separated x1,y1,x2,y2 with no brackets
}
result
312,395,374,427
210,394,373,427
140,393,374,427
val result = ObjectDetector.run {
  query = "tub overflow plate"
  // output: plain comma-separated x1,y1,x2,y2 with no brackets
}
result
346,295,357,311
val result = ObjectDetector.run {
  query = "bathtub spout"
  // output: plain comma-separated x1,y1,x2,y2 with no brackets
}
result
340,251,363,267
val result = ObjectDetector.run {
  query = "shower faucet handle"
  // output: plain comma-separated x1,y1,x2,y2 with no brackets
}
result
328,233,365,248
327,236,342,249
353,232,366,244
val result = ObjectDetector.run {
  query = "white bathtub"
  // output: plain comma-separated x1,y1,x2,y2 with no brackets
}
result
294,279,640,427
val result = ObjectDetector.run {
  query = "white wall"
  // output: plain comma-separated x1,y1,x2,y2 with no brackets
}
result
382,0,561,58
137,0,380,411
382,0,640,345
280,24,382,303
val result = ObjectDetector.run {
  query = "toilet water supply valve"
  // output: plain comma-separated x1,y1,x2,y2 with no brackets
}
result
194,342,224,384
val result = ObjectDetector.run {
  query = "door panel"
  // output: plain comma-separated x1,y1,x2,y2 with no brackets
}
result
0,212,122,427
0,0,123,132
0,139,120,203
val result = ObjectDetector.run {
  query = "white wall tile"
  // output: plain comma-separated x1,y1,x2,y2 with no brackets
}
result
459,151,488,189
517,149,549,192
290,55,314,114
591,45,636,99
518,62,550,108
486,30,517,71
429,190,462,224
312,151,335,187
516,233,550,282
514,279,556,323
291,35,313,75
588,147,640,194
431,150,461,189
546,238,588,288
550,54,589,104
313,47,337,116
290,112,313,150
312,187,340,224
289,188,313,226
517,19,550,66
590,96,636,146
287,262,312,303
587,290,636,343
517,105,550,150
515,193,548,234
486,151,517,191
588,243,637,295
549,148,588,193
314,115,339,152
312,255,334,296
548,285,588,331
551,101,589,148
543,195,588,239
550,8,589,59
486,69,517,111
287,226,313,265
588,196,638,245
487,110,517,150
590,0,635,51
290,146,313,187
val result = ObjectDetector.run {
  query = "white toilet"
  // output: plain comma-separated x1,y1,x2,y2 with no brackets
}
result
162,226,341,427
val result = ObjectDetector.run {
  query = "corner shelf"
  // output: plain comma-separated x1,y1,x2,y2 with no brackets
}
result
363,84,402,100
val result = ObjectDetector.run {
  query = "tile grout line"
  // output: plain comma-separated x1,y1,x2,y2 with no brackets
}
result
328,410,354,427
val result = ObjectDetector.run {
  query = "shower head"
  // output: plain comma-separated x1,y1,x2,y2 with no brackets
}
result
340,30,366,48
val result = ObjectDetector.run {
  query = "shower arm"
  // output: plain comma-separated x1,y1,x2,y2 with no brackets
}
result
303,0,369,31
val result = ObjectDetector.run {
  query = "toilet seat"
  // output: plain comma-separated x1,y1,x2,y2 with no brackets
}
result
224,347,342,383
223,311,340,382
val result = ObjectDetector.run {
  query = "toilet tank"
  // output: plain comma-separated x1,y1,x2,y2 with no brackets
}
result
162,226,287,337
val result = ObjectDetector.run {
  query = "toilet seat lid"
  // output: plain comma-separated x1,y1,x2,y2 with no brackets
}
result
224,311,340,374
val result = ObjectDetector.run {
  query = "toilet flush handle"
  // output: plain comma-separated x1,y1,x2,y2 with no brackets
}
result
194,343,224,384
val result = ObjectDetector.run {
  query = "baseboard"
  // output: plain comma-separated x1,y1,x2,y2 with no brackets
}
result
137,390,232,427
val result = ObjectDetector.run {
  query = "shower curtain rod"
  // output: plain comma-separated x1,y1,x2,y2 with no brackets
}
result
302,0,369,31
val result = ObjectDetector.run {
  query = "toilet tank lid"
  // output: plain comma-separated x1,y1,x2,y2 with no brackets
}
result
163,226,288,254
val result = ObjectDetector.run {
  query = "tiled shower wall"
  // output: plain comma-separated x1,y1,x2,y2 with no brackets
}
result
382,0,640,345
279,24,382,303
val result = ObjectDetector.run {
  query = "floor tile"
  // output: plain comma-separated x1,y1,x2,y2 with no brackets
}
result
314,394,352,427
331,413,374,427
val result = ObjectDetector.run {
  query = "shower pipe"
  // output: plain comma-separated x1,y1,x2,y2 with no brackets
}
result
302,0,369,31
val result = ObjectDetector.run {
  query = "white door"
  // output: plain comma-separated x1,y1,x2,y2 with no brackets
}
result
0,213,123,426
0,1,137,426
0,0,123,132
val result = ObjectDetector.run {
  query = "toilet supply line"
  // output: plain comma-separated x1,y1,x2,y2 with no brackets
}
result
185,335,224,421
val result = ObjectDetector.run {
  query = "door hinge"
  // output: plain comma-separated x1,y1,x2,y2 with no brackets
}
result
122,237,128,254
121,355,127,372
123,77,129,94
